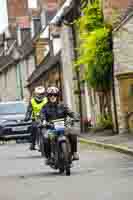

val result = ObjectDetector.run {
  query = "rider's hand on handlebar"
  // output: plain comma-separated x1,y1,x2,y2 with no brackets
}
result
42,120,47,126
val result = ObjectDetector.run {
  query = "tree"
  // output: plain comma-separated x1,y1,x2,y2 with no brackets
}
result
74,0,113,119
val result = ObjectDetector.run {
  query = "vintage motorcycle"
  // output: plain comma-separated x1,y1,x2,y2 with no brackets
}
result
40,118,78,176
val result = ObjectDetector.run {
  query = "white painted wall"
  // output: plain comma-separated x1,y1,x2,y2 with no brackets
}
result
0,55,35,101
60,25,76,111
53,38,61,56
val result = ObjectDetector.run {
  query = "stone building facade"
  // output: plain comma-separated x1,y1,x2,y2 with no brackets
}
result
0,60,17,101
0,0,36,102
60,25,77,111
7,0,30,29
27,53,62,97
113,16,133,133
103,0,133,133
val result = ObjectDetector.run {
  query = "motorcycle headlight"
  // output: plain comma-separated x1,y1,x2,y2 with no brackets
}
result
43,120,47,126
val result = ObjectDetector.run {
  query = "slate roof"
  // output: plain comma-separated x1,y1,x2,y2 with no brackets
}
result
0,30,34,72
0,55,14,72
114,2,133,31
27,52,61,86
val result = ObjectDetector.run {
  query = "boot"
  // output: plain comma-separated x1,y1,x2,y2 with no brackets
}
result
72,152,79,161
29,144,36,150
45,158,51,165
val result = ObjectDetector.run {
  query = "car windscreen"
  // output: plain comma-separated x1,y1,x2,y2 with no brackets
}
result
0,103,27,115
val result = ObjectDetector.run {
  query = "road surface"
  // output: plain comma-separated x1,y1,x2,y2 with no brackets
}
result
0,143,133,200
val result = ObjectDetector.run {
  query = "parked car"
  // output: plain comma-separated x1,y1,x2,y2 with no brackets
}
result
0,101,32,141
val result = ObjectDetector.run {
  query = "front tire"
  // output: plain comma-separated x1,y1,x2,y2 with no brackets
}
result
66,167,70,176
59,166,64,174
60,142,71,176
40,136,45,157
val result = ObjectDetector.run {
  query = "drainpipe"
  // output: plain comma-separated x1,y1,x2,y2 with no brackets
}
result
19,62,23,100
58,61,63,101
16,63,20,99
16,62,23,100
110,31,119,134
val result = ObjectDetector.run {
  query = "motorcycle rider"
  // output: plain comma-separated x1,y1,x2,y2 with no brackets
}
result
40,86,79,164
24,86,47,150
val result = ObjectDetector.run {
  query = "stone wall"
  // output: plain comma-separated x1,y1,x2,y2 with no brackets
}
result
0,64,17,101
0,55,35,102
113,16,133,133
35,39,49,66
20,55,35,101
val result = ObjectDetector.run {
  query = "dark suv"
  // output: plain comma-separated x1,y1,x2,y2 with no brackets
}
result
0,101,32,141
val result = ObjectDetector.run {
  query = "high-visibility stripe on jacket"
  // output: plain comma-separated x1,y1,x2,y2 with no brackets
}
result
31,97,47,119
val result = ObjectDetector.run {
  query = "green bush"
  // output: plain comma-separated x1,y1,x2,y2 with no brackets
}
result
96,114,113,129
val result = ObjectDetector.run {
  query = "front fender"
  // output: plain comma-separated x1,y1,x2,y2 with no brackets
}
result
58,135,67,143
41,128,55,140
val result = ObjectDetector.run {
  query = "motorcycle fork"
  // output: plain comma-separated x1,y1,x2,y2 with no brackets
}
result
51,138,57,160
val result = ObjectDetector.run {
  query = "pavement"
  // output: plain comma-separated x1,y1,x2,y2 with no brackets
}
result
1,143,133,200
80,131,133,156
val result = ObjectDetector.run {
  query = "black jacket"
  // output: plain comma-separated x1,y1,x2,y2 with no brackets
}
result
40,102,78,122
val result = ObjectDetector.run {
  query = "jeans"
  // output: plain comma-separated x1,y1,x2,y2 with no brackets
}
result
30,121,40,147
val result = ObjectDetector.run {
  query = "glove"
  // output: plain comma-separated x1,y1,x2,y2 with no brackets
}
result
42,120,47,126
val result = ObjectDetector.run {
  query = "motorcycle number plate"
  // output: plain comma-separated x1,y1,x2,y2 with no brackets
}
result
58,135,66,142
44,131,54,138
54,121,64,129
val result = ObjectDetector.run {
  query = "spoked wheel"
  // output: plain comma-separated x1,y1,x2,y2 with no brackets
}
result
60,142,71,176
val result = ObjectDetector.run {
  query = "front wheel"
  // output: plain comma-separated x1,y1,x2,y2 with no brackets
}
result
60,142,71,176
59,166,64,174
66,167,70,176
40,136,45,157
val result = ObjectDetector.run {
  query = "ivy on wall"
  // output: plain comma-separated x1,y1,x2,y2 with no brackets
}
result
74,0,113,92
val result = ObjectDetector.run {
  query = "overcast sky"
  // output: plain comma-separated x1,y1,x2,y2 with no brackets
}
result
0,0,37,33
0,0,8,34
28,0,37,8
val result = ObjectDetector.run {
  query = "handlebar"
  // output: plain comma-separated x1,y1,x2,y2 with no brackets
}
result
42,118,79,128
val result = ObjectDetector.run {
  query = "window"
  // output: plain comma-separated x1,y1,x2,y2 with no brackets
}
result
0,102,26,115
128,84,133,97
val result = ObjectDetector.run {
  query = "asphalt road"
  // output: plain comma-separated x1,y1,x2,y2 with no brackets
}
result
0,143,133,200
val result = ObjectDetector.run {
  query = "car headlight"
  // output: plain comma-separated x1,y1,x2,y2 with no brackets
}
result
0,120,7,124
